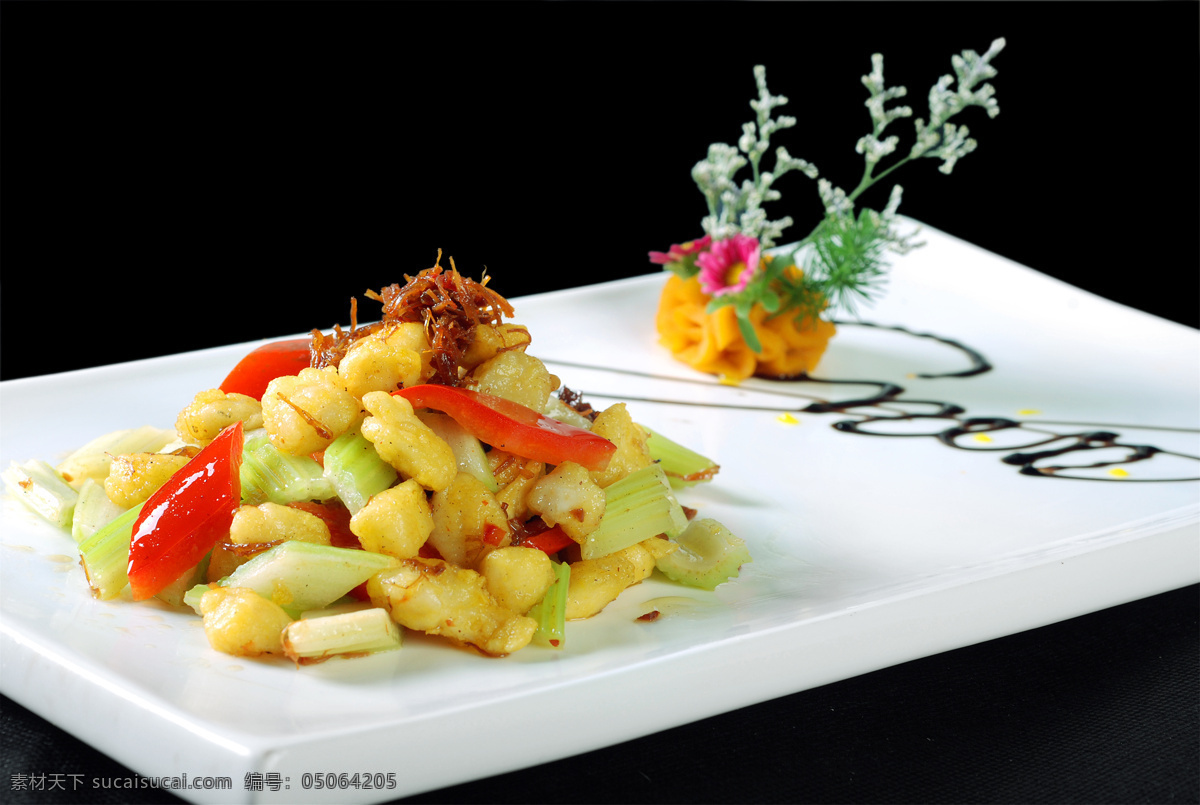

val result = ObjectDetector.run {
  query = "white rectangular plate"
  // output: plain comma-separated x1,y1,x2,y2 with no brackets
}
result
2,223,1197,804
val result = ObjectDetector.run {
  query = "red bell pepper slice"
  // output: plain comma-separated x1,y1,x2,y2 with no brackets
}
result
521,524,575,555
127,422,244,600
392,385,615,471
219,338,312,400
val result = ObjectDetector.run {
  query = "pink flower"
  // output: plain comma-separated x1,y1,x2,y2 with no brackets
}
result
649,234,713,265
696,234,762,296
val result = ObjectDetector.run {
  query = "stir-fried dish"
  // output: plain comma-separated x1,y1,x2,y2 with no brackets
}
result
5,259,749,663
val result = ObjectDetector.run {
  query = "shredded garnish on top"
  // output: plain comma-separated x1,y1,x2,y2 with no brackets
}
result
371,251,515,386
310,296,380,370
309,250,515,385
559,387,599,422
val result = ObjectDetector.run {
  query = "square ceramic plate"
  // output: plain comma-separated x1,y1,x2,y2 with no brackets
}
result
2,223,1197,804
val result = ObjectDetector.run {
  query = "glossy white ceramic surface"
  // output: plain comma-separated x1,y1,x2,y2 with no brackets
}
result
2,223,1197,804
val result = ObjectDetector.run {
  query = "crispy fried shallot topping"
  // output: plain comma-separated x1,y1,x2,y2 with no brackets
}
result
558,387,599,422
310,296,384,370
369,253,515,386
309,251,514,385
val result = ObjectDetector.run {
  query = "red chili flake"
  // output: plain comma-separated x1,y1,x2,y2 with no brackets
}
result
482,523,507,546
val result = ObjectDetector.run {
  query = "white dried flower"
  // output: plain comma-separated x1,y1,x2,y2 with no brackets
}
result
818,179,854,218
862,53,913,136
856,133,901,166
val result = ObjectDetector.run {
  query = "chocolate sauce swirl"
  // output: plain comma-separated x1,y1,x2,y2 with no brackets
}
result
546,322,1200,482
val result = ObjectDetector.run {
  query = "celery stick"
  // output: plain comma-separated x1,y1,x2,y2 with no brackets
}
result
56,425,176,489
217,540,399,616
3,459,79,529
183,583,210,615
78,502,145,600
640,425,719,488
322,430,398,514
417,412,499,492
655,518,752,590
282,607,402,663
240,432,334,506
580,465,688,560
71,479,128,545
155,553,211,608
528,560,570,648
300,600,374,619
543,395,595,430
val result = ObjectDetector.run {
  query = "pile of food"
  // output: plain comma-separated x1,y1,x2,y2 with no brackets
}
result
4,258,749,663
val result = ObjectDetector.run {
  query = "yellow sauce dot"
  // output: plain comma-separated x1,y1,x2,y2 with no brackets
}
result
776,413,799,425
972,433,993,443
1109,467,1130,478
1017,409,1042,416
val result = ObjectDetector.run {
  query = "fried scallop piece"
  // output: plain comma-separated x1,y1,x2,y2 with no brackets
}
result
367,557,537,656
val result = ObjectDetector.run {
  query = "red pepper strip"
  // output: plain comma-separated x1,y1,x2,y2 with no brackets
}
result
127,422,244,601
393,385,615,471
522,524,575,555
219,338,312,400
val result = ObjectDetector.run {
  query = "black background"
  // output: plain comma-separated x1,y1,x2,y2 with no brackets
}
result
1,2,1197,804
1,1,1197,382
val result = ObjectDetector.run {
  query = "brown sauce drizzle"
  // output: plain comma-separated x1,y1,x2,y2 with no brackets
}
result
830,319,993,378
546,322,1200,482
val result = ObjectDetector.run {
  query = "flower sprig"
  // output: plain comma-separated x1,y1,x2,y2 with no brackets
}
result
652,39,1006,353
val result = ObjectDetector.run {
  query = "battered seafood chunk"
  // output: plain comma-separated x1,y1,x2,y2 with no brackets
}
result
229,502,332,547
176,389,263,446
565,539,659,620
427,471,511,567
103,452,190,508
588,403,652,488
460,323,532,372
480,546,556,615
525,462,605,541
200,586,293,657
359,391,457,492
349,479,434,559
261,367,362,456
338,332,424,400
367,557,537,656
466,350,552,411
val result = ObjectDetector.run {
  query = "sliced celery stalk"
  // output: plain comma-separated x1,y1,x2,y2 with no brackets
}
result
155,553,211,608
240,432,334,506
217,540,399,616
300,600,374,619
543,395,595,430
640,425,719,488
321,430,399,514
3,459,79,529
71,479,128,545
183,582,210,615
282,607,402,663
528,560,570,648
655,518,751,591
580,465,688,560
55,425,177,489
417,411,499,492
78,502,145,600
